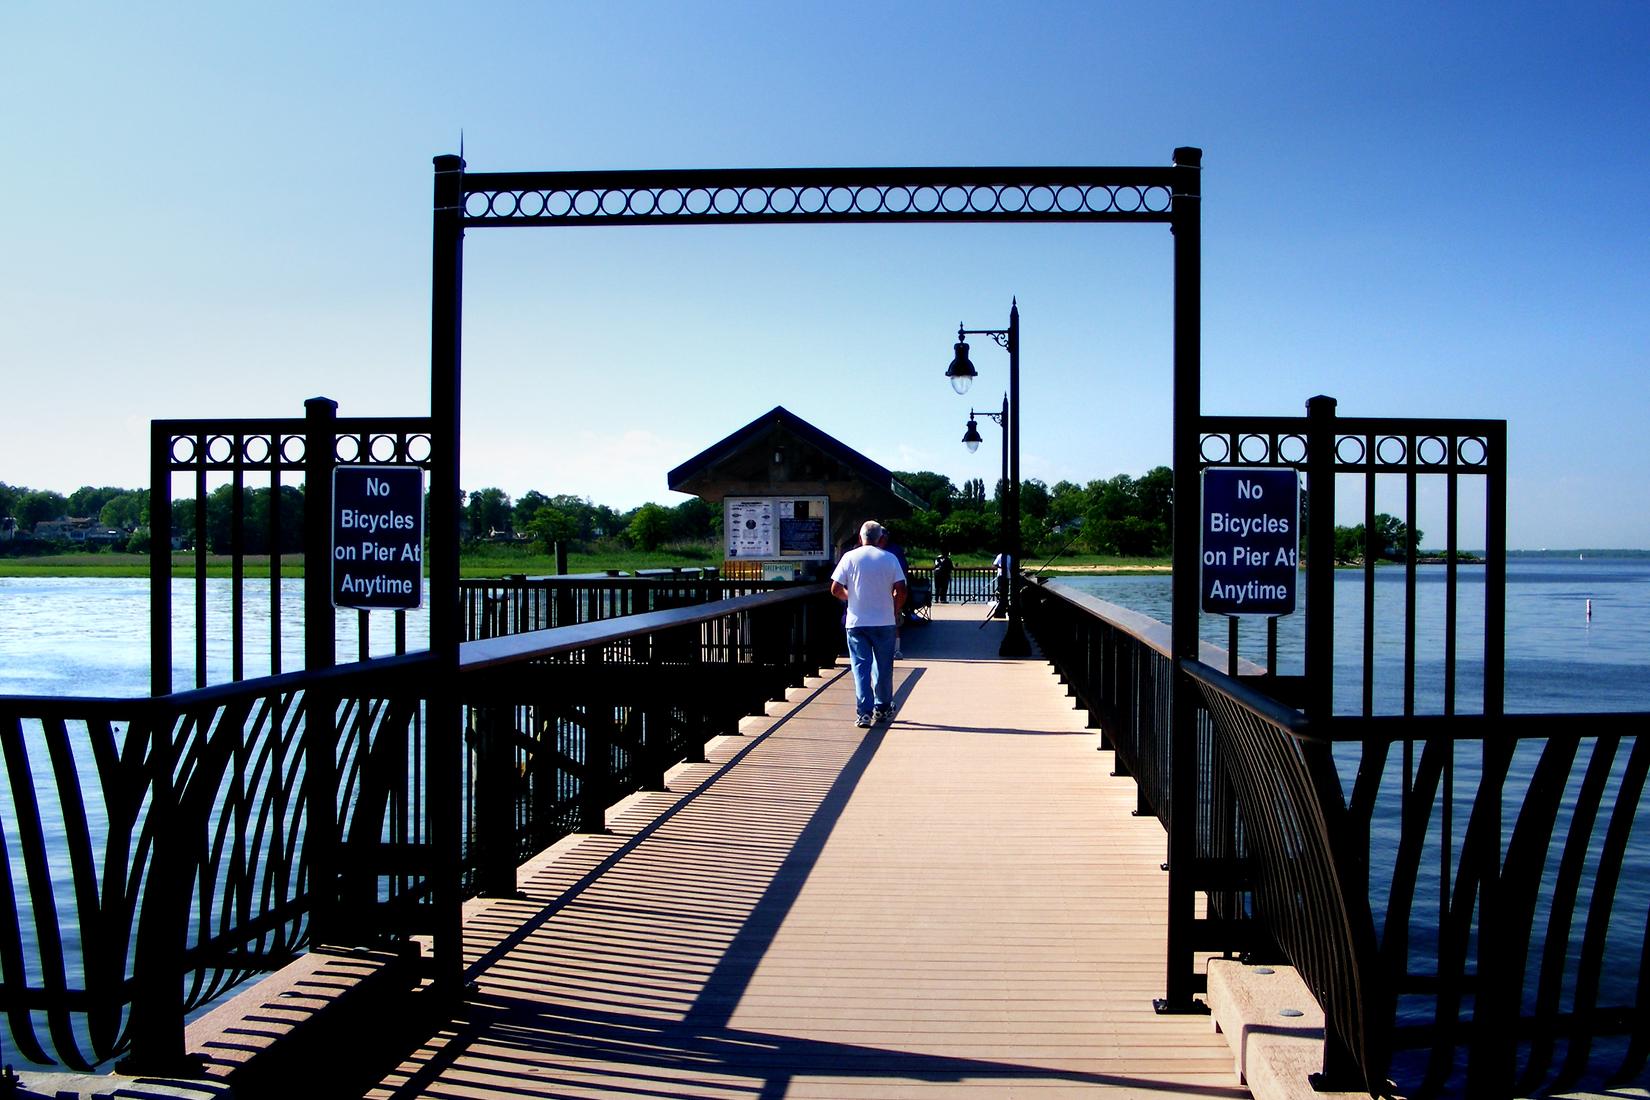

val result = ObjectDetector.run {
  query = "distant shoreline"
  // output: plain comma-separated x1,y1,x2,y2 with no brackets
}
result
1035,563,1172,575
2,549,1643,581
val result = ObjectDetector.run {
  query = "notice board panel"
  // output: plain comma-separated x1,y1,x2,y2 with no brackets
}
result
725,496,830,559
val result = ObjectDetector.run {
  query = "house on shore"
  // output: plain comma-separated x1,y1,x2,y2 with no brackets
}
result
32,517,127,546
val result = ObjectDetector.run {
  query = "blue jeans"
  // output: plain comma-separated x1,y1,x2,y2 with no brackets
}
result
846,625,897,718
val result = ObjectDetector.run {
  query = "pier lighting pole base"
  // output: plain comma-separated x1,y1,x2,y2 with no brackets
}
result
998,616,1031,658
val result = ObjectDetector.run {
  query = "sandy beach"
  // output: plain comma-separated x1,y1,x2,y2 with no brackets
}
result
1033,563,1172,574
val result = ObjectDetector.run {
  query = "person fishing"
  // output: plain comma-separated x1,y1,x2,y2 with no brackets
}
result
932,550,953,604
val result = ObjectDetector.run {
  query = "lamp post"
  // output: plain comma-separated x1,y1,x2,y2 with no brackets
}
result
962,398,1011,622
947,299,1030,657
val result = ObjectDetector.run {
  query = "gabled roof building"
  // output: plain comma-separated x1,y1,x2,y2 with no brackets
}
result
668,406,923,574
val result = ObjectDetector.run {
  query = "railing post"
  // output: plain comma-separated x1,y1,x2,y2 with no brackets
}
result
302,397,341,945
812,591,838,670
303,398,338,674
474,701,519,896
643,630,673,783
511,574,529,634
753,607,782,706
1160,145,1203,1014
120,707,190,1074
555,548,575,627
427,152,467,994
149,423,174,697
580,645,613,833
530,688,556,851
1305,395,1338,723
784,600,807,688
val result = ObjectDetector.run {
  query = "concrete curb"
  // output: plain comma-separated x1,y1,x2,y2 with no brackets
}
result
1207,958,1377,1100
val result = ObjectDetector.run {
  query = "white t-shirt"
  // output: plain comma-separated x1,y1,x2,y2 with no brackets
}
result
831,545,907,628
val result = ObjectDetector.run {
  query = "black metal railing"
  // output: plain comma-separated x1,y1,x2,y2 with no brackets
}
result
1184,660,1650,1097
1025,577,1650,1096
456,574,800,642
0,585,837,1072
905,565,999,604
456,585,840,895
457,568,1000,637
0,653,433,1072
150,402,433,694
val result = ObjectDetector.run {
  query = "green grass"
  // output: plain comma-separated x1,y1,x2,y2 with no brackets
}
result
949,552,1170,573
0,544,1174,579
457,541,722,577
0,552,172,578
0,543,728,579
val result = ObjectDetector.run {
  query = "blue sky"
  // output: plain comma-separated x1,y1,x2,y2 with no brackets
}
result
3,2,1647,548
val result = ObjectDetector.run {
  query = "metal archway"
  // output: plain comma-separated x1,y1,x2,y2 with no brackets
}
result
425,151,1205,1006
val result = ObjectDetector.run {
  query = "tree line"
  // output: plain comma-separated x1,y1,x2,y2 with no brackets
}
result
0,470,1181,559
0,484,152,553
0,481,721,557
1,473,1420,563
887,467,1175,558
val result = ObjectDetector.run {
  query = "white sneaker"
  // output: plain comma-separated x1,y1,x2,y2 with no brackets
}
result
894,641,902,658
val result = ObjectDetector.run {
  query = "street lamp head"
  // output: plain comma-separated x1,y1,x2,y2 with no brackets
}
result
946,338,977,395
961,418,983,453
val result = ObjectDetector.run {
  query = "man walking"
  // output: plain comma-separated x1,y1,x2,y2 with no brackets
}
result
831,520,907,727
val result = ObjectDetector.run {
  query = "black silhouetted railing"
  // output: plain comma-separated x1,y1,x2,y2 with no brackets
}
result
457,585,841,895
457,574,801,642
150,403,433,694
459,569,1002,639
0,585,838,1072
905,565,998,603
0,653,433,1072
1025,578,1650,1097
1184,661,1650,1097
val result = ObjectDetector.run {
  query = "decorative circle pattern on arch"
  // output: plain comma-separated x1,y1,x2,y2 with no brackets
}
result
462,180,1178,225
1197,432,1494,472
1198,433,1310,467
163,431,435,472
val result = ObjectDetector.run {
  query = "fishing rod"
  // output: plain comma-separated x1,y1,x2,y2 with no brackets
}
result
1025,518,1085,580
977,520,1085,630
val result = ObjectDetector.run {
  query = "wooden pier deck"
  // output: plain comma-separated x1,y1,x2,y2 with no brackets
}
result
364,603,1243,1099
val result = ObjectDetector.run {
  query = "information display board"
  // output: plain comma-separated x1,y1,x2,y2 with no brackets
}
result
1200,467,1298,617
724,496,830,559
332,465,425,611
726,498,775,558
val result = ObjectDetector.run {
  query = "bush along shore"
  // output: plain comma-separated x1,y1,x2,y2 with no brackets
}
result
0,545,1180,579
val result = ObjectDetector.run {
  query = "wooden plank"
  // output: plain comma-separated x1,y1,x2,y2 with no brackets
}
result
365,605,1243,1098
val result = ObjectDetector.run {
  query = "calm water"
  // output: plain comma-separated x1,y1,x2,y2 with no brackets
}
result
0,577,430,696
4,561,1642,705
1059,557,1650,713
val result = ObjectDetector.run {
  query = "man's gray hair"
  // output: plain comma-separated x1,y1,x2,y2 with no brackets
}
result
859,520,884,544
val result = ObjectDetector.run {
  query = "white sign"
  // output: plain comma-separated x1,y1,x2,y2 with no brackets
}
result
726,498,775,557
724,496,830,559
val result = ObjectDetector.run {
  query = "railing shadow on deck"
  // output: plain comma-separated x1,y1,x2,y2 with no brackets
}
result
377,998,1252,1100
0,582,841,1080
1025,580,1650,1098
374,632,1250,1100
